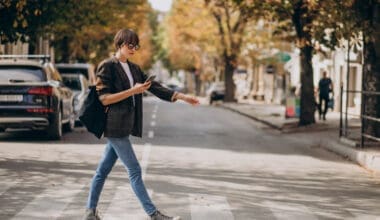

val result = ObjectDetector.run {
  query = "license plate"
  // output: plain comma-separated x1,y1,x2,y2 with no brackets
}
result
0,95,23,102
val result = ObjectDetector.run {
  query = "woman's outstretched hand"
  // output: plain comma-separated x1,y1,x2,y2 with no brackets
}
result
176,93,200,106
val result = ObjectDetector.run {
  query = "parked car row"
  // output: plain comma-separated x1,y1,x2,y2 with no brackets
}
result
0,55,92,140
206,82,225,104
61,74,90,121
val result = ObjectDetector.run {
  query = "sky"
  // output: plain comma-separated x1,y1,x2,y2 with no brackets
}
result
148,0,173,12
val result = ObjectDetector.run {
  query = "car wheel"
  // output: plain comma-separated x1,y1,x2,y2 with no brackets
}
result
64,114,75,132
47,108,62,140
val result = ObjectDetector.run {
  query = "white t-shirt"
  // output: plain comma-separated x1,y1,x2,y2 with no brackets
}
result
119,61,135,105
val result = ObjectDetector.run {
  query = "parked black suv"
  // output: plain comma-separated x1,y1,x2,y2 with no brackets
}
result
0,55,75,139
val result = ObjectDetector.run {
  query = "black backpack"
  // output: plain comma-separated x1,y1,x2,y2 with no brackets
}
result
79,86,108,138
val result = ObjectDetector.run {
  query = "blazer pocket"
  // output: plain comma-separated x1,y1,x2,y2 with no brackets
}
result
106,105,135,133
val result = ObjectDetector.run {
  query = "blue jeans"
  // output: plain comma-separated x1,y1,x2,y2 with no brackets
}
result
86,136,156,215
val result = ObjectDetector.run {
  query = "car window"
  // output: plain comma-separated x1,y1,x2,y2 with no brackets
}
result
62,76,82,90
57,67,89,79
0,66,46,82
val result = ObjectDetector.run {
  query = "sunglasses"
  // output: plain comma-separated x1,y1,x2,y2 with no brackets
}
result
124,43,140,51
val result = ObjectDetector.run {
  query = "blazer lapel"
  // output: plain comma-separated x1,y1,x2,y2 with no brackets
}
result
127,60,140,84
112,57,131,89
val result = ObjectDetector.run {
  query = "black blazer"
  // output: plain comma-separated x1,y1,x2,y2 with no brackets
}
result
96,56,175,138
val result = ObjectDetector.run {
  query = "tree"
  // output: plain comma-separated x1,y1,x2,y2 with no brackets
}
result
205,0,260,102
0,0,66,48
264,0,335,126
167,0,220,69
166,0,221,95
309,0,379,139
51,0,154,66
51,0,115,63
0,0,155,68
264,0,355,126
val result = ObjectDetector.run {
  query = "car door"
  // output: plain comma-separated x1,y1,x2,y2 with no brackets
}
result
46,64,73,121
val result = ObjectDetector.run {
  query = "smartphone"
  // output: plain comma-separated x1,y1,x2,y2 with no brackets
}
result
145,75,156,83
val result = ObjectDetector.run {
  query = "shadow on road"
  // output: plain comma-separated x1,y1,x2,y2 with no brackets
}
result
0,127,106,145
1,157,380,219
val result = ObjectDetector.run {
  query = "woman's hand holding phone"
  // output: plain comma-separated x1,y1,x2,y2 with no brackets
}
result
132,81,151,94
131,75,155,95
145,75,156,83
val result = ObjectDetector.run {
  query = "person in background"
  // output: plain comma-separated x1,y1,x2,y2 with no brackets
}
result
317,71,334,120
84,29,199,220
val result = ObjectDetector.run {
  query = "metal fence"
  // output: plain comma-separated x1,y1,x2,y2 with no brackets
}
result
340,85,380,148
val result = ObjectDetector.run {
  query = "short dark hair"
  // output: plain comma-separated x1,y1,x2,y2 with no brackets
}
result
113,29,139,50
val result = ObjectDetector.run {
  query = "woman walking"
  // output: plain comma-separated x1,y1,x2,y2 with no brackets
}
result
84,29,199,220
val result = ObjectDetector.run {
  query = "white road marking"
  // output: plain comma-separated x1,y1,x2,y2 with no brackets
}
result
152,114,156,119
103,186,153,220
150,121,156,127
141,143,152,180
12,182,83,220
148,131,154,139
264,201,318,220
189,194,234,220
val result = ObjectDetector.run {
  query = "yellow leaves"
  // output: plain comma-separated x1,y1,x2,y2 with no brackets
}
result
296,37,312,48
166,0,220,70
89,52,97,59
15,0,27,11
21,19,27,28
34,9,41,16
1,0,12,8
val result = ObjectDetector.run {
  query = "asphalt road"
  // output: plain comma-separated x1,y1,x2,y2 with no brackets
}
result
0,96,379,220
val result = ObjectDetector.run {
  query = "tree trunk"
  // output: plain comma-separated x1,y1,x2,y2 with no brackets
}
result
299,45,316,125
195,72,201,96
55,36,70,63
224,55,236,102
28,35,38,54
362,2,380,139
292,0,316,126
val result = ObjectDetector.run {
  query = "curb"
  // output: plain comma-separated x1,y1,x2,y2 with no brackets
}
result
221,104,312,132
322,139,380,174
221,104,380,174
340,137,359,148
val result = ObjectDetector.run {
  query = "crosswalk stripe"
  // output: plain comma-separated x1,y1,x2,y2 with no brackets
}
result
103,186,153,220
12,182,83,220
264,201,318,220
141,143,152,180
189,194,234,220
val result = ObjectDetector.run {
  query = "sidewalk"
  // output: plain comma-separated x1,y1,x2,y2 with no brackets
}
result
220,101,380,174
